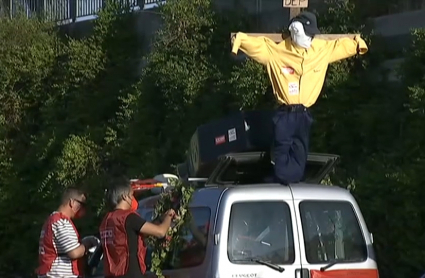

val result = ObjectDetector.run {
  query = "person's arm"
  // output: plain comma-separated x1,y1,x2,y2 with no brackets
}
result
189,220,206,246
53,219,87,260
231,32,271,65
141,212,174,238
327,35,368,63
127,210,174,238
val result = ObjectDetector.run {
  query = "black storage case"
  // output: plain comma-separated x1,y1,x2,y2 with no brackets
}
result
182,110,274,178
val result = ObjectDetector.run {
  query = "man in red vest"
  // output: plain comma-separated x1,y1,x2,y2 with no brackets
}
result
99,178,176,278
36,187,99,278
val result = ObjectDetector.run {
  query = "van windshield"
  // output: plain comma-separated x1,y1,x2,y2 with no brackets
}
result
299,201,368,264
227,201,295,265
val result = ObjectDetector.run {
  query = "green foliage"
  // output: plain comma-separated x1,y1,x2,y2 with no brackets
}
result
0,16,59,275
137,0,258,170
0,0,425,277
147,178,194,277
0,1,143,275
55,135,101,186
229,59,272,109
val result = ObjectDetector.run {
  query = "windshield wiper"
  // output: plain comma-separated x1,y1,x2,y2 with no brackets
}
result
320,259,360,271
251,259,285,272
232,258,284,272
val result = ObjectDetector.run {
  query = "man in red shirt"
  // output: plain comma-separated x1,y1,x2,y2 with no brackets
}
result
99,178,176,278
37,187,99,278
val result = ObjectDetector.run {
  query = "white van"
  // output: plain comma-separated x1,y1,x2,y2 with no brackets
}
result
86,152,379,278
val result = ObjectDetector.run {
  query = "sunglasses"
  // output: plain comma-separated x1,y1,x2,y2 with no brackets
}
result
72,198,87,207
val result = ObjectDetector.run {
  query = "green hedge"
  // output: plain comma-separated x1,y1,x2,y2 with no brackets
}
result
0,0,424,277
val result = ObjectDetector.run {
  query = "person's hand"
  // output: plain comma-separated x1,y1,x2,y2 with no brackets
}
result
81,235,99,250
231,34,236,46
165,209,176,219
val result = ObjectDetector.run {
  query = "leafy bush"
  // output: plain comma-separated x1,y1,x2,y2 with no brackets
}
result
1,0,425,277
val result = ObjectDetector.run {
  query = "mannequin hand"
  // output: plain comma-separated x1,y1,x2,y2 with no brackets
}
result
231,34,236,45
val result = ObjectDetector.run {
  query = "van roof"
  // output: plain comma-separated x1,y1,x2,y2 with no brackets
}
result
138,183,354,210
289,183,354,200
209,183,354,201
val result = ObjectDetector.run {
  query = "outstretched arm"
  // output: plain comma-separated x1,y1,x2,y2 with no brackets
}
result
139,209,175,238
327,35,368,63
124,210,175,238
189,218,208,246
231,32,272,65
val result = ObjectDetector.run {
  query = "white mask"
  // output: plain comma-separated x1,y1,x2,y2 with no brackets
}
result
289,21,312,49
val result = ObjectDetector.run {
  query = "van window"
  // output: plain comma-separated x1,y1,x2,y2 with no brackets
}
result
299,201,368,264
161,207,211,269
228,201,295,264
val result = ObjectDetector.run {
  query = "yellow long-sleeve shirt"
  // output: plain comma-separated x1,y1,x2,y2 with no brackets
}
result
232,32,368,107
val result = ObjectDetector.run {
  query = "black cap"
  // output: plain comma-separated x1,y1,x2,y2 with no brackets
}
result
289,11,320,37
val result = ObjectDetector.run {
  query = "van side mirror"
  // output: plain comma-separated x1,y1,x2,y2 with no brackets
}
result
85,237,103,277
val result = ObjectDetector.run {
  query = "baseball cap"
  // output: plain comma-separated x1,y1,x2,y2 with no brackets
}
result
289,11,320,37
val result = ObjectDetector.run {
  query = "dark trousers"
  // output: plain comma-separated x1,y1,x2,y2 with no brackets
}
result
273,104,313,184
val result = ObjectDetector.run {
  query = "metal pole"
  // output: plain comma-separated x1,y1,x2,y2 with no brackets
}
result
137,0,145,9
9,0,12,19
70,0,76,22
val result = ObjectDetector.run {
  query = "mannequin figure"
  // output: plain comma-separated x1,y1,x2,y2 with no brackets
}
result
231,11,368,185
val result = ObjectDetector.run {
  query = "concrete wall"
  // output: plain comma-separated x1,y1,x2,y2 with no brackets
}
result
134,9,163,53
368,9,425,82
214,0,290,32
59,7,162,53
373,9,425,37
370,9,425,54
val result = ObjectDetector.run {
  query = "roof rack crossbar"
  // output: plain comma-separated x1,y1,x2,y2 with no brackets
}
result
187,177,208,182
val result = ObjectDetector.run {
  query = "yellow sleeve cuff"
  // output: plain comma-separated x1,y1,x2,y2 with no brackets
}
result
355,35,368,55
231,32,246,55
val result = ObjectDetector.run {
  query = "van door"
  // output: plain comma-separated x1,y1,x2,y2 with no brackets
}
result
293,198,378,278
213,186,303,278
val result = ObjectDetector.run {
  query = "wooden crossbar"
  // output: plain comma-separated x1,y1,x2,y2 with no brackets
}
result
230,33,359,43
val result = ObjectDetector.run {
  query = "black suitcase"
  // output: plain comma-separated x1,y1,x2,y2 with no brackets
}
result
184,110,274,178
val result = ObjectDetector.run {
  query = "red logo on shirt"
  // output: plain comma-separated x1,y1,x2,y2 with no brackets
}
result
215,135,226,145
281,66,294,74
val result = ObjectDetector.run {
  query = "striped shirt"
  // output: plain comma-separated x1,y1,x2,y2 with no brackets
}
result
38,212,80,278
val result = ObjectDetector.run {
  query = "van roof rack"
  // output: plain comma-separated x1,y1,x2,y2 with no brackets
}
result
205,152,339,186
